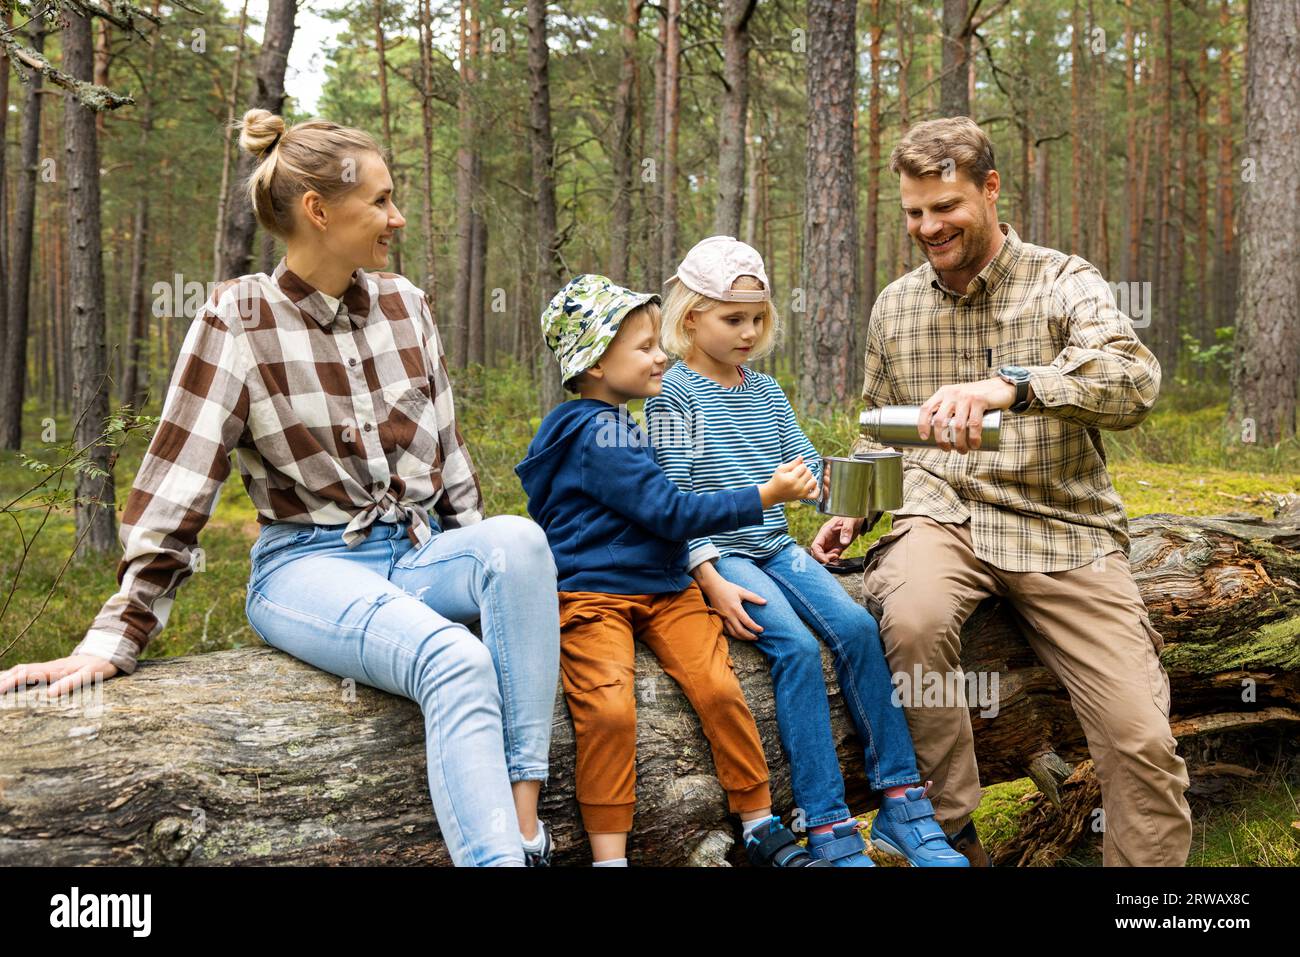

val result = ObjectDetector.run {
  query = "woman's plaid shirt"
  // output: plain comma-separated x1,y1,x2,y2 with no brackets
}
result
75,261,484,673
853,223,1160,573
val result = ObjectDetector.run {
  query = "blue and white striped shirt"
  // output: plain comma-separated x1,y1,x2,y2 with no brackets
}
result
645,361,822,568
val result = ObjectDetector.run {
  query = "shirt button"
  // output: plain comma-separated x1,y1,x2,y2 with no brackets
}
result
348,357,357,367
364,422,373,432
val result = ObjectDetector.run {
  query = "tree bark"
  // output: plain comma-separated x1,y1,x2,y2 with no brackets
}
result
713,0,756,236
940,0,970,117
418,0,438,313
659,0,681,278
607,0,639,280
215,0,296,281
451,0,476,370
2,511,1295,866
212,0,250,283
862,0,883,321
63,10,116,556
526,0,565,412
799,0,858,414
373,0,401,275
1214,0,1237,334
1229,0,1299,443
1,25,43,449
122,1,162,413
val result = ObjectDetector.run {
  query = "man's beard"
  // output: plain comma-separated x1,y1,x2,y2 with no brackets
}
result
922,210,994,275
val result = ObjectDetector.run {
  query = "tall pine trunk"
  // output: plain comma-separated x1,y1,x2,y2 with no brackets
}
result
1228,0,1299,443
800,0,858,412
659,0,681,278
212,0,250,282
527,0,565,412
64,10,117,555
607,0,639,280
940,0,970,117
216,0,296,280
713,0,756,236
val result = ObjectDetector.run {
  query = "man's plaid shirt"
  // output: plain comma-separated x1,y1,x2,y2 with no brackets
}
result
853,223,1160,573
76,260,484,673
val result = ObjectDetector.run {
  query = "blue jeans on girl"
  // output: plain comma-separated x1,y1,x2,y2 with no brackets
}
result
244,514,560,866
715,542,918,828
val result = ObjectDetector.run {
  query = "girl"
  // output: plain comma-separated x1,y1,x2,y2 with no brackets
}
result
0,110,560,867
644,235,968,867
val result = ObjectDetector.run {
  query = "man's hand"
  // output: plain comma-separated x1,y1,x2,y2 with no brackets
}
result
811,515,867,564
917,377,1019,453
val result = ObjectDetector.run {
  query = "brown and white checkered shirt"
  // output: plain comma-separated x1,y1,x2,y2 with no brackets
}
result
76,260,484,673
853,223,1160,573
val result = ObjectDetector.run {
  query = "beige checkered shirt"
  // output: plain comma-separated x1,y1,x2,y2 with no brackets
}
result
76,261,484,673
853,223,1159,573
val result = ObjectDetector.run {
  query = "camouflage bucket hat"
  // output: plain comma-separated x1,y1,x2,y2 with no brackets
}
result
540,274,660,388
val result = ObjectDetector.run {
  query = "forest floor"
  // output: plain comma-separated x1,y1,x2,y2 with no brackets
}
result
3,366,1297,866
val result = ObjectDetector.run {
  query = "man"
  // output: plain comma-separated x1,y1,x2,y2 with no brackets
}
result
812,116,1192,867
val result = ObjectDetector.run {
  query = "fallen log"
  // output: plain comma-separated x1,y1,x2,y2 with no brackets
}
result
1,511,1296,866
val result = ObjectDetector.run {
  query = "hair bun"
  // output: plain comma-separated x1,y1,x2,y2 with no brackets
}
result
238,108,287,158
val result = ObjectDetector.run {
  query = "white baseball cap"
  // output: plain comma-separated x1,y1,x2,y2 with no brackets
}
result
666,235,771,302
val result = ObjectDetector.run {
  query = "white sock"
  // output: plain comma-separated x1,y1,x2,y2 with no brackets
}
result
593,857,628,867
742,815,775,841
520,820,547,852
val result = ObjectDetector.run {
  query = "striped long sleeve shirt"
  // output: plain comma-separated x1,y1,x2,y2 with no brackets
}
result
74,260,484,675
645,362,821,569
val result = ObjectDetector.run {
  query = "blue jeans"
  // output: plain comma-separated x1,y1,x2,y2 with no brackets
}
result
715,542,918,827
244,514,560,866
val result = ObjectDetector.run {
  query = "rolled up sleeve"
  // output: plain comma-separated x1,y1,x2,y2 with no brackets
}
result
1023,260,1161,431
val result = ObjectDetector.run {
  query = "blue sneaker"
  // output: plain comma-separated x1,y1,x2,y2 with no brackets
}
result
745,816,833,867
806,819,875,867
870,783,970,867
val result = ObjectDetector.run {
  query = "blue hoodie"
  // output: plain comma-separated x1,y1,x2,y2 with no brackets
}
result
515,399,763,594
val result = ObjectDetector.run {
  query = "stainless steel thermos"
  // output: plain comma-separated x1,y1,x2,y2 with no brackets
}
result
858,404,1002,451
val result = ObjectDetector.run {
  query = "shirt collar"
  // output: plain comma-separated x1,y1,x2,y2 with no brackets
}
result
272,258,372,328
927,222,1021,302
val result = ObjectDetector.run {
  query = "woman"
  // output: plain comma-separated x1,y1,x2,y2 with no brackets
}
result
0,110,560,867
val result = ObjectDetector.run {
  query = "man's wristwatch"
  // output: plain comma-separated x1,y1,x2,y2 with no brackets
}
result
997,365,1033,413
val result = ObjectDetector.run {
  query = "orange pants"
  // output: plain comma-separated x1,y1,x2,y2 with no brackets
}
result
559,584,772,833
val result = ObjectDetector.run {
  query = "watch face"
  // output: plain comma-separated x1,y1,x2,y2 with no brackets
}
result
999,365,1029,381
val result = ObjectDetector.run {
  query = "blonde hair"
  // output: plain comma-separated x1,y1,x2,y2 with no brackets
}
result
887,116,996,187
660,274,779,361
237,109,384,239
566,301,663,393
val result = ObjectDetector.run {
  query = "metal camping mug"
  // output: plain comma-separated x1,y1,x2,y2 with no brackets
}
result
858,405,1002,451
817,450,904,518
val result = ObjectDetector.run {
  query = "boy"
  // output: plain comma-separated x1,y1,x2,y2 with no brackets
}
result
516,274,820,867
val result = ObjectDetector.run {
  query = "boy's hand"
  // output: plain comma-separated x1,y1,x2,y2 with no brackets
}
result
759,455,819,507
704,577,767,641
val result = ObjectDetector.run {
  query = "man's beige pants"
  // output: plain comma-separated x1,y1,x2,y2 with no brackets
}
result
863,516,1193,866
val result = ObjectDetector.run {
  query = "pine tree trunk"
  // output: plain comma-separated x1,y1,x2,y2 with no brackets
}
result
1229,0,1299,443
216,0,296,281
212,0,250,283
863,0,882,321
63,10,117,556
659,0,681,277
373,0,401,275
418,0,438,314
1214,0,1237,334
713,0,755,237
451,0,476,370
940,0,970,117
1,25,43,450
607,0,639,280
799,0,858,412
526,0,565,412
